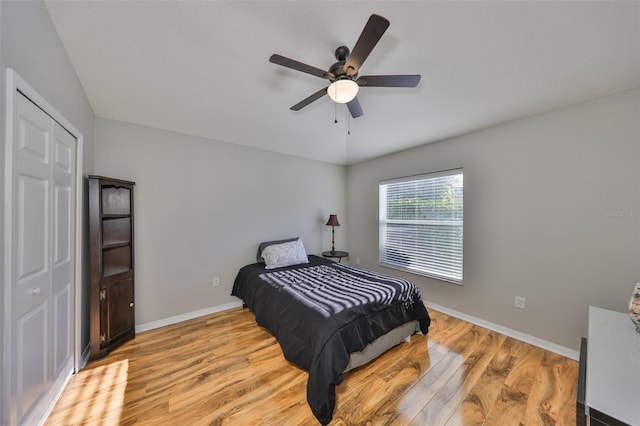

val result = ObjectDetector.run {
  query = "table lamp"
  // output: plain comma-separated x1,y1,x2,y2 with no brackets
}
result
325,214,340,254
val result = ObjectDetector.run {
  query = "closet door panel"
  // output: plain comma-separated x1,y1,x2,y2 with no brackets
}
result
15,176,50,314
51,122,75,376
16,303,48,421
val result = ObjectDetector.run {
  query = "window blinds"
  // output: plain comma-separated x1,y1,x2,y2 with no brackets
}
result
379,169,463,283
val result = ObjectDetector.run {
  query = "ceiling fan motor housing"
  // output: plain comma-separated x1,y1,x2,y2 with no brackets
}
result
335,45,350,61
330,46,355,81
329,61,351,81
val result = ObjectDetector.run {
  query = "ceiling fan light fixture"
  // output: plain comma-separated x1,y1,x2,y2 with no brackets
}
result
327,79,359,104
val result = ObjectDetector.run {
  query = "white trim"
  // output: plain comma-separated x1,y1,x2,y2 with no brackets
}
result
380,167,463,186
423,300,580,361
2,68,84,425
73,136,83,374
79,344,91,371
35,361,73,426
135,301,244,333
2,66,17,426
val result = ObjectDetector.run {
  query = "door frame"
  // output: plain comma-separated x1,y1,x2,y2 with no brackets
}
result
2,68,84,424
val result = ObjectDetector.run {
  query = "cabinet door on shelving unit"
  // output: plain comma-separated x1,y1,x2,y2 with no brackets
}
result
101,278,134,349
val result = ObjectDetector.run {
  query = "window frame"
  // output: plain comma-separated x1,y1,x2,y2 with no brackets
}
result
379,168,464,284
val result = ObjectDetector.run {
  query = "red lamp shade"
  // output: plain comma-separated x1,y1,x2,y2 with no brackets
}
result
326,214,340,227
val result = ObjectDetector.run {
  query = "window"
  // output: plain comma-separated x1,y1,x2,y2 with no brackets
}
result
379,169,463,284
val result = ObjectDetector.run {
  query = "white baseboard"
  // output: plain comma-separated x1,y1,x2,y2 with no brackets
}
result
423,300,580,361
36,360,74,426
135,301,244,333
79,344,91,371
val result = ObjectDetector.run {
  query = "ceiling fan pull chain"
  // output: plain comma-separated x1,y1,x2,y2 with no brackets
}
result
347,109,351,135
334,100,338,124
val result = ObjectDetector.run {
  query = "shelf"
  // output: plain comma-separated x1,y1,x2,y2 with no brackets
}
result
102,217,131,246
102,214,130,219
103,264,132,278
102,242,130,250
102,245,132,278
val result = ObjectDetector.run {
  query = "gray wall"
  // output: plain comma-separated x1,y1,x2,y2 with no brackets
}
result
346,89,640,351
0,0,95,420
94,118,346,326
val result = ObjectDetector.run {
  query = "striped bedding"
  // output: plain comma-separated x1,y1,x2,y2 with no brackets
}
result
232,255,430,425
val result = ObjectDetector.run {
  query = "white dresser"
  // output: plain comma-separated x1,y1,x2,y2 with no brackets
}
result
580,306,640,426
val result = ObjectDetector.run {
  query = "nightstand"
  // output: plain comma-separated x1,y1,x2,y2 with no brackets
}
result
322,251,349,263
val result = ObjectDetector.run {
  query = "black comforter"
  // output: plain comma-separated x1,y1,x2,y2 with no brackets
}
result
231,255,430,424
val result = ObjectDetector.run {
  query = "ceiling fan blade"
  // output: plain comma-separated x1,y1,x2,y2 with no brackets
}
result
357,74,421,87
270,54,333,80
347,97,364,118
290,87,328,111
344,14,390,77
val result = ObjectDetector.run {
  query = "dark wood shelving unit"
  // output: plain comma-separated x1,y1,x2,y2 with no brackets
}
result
89,175,136,360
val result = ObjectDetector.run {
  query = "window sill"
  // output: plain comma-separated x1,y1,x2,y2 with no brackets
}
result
379,262,463,285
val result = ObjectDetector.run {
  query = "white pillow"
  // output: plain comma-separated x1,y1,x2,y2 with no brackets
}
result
262,238,309,269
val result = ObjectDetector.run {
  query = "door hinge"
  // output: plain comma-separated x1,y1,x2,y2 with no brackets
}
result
99,290,106,300
100,333,106,343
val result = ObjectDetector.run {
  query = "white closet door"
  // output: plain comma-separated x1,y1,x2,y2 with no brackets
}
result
51,121,75,380
10,92,76,425
14,93,53,423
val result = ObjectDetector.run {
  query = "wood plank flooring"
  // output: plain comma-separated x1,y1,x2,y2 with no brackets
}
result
46,308,578,425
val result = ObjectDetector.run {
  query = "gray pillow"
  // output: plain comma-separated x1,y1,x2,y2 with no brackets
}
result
262,239,309,269
256,237,300,263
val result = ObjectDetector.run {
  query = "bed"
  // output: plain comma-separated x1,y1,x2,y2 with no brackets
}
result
231,238,431,425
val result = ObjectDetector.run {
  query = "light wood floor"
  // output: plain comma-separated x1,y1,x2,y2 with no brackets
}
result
46,308,578,425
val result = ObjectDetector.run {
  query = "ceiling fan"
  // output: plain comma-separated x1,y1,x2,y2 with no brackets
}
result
269,14,421,119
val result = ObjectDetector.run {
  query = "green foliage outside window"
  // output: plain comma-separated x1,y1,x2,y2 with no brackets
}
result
386,176,463,221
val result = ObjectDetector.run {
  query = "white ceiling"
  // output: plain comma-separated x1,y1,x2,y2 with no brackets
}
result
44,1,639,165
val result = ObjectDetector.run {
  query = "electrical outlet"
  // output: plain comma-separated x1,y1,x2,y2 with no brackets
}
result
356,258,361,265
514,296,526,309
212,277,220,287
